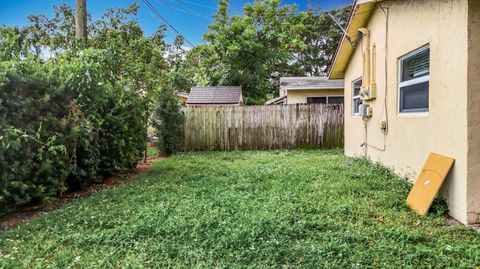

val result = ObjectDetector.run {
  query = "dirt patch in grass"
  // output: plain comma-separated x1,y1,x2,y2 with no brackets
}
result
0,156,164,232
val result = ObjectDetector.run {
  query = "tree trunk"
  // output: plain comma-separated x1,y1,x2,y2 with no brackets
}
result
75,0,87,42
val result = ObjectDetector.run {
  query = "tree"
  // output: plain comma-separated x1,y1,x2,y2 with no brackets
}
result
291,6,351,76
0,26,24,61
182,0,351,104
197,0,305,104
75,0,87,42
153,77,185,155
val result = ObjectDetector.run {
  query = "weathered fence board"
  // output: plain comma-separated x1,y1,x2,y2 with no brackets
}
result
183,104,343,151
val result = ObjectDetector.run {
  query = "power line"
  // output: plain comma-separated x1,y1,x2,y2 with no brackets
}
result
162,0,206,40
157,0,210,20
140,0,196,48
156,0,206,40
174,0,211,20
142,0,215,63
178,0,217,10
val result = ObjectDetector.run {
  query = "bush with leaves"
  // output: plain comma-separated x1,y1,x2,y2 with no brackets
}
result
0,51,147,215
0,2,174,215
153,78,185,155
0,61,73,213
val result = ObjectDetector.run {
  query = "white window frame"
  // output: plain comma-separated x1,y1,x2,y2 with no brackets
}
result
306,95,344,104
352,77,362,116
398,45,430,114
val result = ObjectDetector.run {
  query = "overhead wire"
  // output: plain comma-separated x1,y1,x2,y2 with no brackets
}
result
173,0,212,20
156,0,211,20
141,0,196,48
141,0,218,67
178,0,217,10
157,0,205,40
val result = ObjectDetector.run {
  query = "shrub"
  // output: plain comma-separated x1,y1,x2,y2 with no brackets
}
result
153,78,185,155
0,52,146,215
0,63,73,213
98,89,146,175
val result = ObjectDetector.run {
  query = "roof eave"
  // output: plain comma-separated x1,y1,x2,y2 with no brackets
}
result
282,86,344,91
186,102,240,105
328,0,382,79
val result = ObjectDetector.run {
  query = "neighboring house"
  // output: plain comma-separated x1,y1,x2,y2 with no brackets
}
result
266,77,344,105
177,91,189,105
328,0,480,224
186,86,243,106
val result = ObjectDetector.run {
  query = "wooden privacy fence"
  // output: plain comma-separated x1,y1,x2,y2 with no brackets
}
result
183,104,344,151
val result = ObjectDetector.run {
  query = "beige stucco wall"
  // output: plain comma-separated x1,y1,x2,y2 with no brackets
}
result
286,89,344,104
343,0,473,223
467,0,480,224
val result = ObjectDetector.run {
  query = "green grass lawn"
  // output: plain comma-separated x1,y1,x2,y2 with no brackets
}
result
146,142,159,158
1,150,479,268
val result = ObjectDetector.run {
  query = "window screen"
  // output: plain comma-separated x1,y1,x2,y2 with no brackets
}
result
401,47,430,82
352,78,362,115
353,80,362,96
399,46,430,113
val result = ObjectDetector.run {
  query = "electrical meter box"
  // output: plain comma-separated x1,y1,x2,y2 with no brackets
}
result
359,104,371,118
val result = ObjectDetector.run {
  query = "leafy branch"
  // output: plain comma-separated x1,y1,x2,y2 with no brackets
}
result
1,127,67,156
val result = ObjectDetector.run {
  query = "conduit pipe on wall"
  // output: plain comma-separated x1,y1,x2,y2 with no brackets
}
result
379,3,389,136
359,28,371,90
359,3,390,154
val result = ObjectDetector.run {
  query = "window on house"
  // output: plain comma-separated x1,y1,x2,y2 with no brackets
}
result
307,97,327,104
307,96,344,104
399,46,430,113
328,96,344,104
352,78,362,116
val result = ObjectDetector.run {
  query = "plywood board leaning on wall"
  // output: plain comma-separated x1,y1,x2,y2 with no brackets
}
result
406,153,455,215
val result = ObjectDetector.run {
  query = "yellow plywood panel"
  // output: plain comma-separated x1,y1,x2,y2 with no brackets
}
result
406,153,455,215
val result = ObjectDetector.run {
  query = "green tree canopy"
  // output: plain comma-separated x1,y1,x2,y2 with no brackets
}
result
179,0,351,104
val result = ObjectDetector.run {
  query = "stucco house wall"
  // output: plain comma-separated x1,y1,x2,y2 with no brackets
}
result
467,0,480,224
286,89,344,104
341,0,477,223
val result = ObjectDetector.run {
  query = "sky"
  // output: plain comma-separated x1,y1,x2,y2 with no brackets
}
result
0,0,352,47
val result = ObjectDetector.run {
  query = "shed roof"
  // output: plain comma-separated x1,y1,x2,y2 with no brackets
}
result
187,86,242,104
280,77,344,90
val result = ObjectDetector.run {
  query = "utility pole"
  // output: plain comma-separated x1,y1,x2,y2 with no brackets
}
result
75,0,87,42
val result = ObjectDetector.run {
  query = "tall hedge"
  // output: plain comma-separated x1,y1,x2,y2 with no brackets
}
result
153,78,185,155
0,53,146,215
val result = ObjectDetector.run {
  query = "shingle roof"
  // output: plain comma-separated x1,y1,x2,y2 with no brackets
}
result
187,86,242,104
280,77,344,90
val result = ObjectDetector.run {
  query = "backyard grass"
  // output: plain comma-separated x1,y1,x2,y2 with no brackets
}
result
1,150,479,268
146,142,159,158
